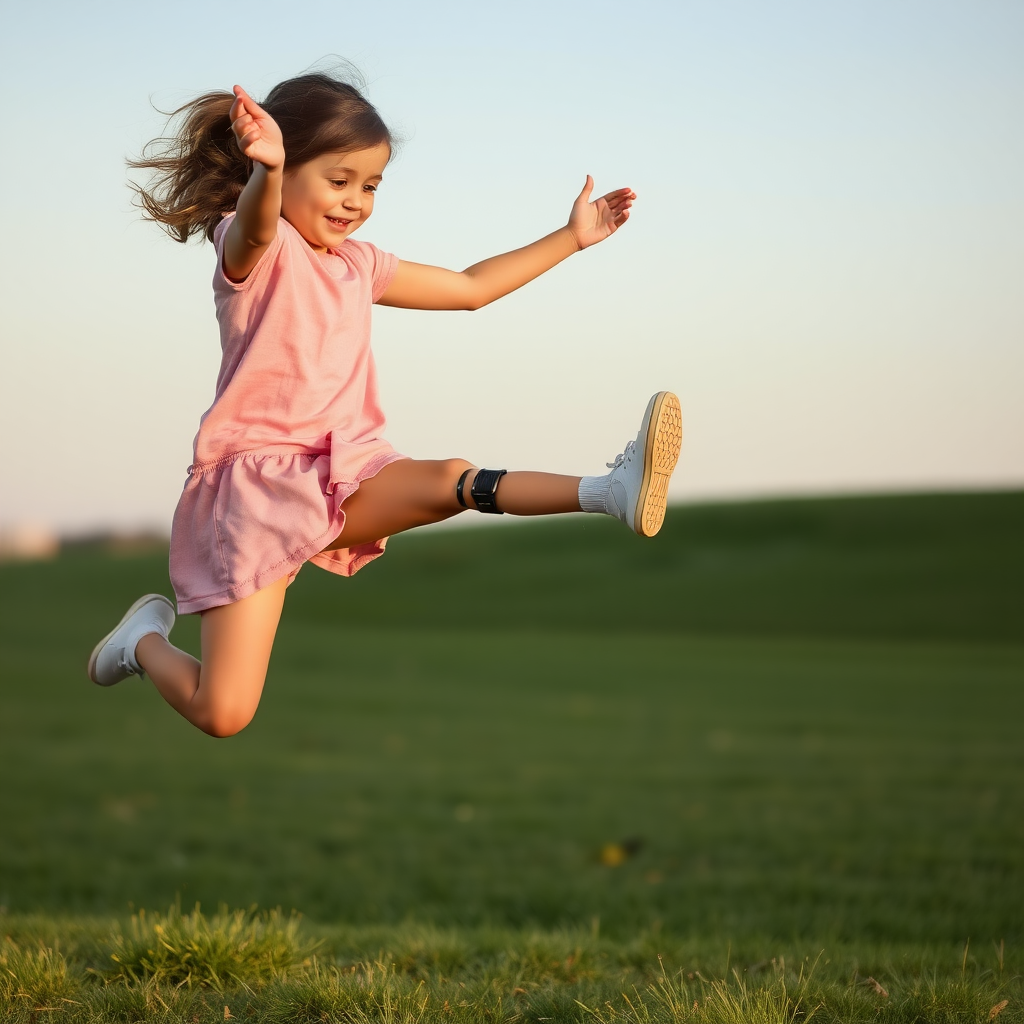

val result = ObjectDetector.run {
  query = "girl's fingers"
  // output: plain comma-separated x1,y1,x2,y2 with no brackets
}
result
231,86,251,119
230,85,282,161
232,112,261,152
230,88,253,140
569,179,635,245
232,85,268,122
231,116,253,142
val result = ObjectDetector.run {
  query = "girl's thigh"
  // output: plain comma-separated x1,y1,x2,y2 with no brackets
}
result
196,574,289,735
325,457,471,550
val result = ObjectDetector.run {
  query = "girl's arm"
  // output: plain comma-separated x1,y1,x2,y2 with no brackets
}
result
222,86,285,282
378,177,635,311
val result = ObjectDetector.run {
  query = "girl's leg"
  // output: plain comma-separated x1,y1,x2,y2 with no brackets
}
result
325,459,582,549
330,391,682,548
134,575,289,738
131,464,575,733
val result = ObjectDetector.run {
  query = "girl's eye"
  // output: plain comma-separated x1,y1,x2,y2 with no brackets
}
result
364,184,377,193
330,180,347,188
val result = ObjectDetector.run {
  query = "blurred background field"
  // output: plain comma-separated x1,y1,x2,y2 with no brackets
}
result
1,491,1022,1021
1,490,1021,933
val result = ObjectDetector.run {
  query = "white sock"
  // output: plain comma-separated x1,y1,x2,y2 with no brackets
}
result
578,473,611,514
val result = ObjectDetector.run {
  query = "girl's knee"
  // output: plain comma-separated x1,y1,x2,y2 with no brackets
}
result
434,458,475,508
193,692,260,737
441,457,474,482
198,707,256,738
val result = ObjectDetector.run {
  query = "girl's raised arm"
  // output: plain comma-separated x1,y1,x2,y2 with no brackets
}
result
378,177,635,311
222,86,286,282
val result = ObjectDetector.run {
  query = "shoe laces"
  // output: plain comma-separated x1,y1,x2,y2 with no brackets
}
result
607,440,636,470
115,652,137,677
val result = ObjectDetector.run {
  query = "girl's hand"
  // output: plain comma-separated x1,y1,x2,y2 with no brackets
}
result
229,85,284,172
566,176,635,250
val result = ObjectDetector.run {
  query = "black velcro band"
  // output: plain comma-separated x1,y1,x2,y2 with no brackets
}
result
455,468,471,508
470,468,507,514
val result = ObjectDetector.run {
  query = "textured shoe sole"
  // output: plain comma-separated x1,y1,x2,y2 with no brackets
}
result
633,391,683,537
87,594,174,685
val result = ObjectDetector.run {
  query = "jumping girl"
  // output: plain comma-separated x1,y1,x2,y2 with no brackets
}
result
88,69,682,737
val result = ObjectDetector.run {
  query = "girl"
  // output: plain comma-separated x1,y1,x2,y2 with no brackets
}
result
88,70,682,737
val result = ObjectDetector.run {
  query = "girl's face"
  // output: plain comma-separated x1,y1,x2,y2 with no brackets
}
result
281,143,390,252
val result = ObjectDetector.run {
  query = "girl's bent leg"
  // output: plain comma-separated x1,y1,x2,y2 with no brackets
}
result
325,459,582,550
135,575,289,738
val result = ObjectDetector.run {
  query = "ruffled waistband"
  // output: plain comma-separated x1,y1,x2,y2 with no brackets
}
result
187,433,401,500
187,444,329,477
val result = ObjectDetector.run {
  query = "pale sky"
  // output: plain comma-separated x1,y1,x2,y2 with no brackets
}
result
1,0,1021,534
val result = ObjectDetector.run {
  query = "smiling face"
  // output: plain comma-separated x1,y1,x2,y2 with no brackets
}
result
280,143,391,252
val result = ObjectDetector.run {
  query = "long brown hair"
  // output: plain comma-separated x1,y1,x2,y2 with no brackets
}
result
129,69,394,243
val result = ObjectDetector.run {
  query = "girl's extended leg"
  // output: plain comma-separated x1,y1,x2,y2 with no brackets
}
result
134,575,289,738
330,390,682,548
326,459,582,549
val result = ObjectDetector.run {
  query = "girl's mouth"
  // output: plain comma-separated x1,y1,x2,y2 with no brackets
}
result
326,216,351,229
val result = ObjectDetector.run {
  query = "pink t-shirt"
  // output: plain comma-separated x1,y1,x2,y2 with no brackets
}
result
199,213,397,477
169,215,404,614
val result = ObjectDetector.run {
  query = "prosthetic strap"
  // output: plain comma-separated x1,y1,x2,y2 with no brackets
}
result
456,469,472,508
468,468,507,514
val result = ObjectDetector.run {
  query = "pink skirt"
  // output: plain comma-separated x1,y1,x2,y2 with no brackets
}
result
169,443,405,614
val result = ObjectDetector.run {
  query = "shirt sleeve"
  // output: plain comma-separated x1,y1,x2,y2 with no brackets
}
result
212,213,286,296
341,239,399,303
369,247,399,303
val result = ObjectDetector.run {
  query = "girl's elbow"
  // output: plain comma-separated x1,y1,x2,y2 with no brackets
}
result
460,289,491,312
453,272,489,311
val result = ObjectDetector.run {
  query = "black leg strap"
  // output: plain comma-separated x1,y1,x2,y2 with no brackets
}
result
456,468,471,508
470,468,507,514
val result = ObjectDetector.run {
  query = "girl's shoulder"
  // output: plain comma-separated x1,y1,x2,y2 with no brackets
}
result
211,214,298,296
331,236,387,267
329,238,398,298
212,211,303,253
212,210,235,246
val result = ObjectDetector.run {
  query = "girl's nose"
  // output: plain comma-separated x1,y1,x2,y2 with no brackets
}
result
342,190,362,210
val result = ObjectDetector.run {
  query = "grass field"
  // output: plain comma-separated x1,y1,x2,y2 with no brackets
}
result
1,491,1021,1022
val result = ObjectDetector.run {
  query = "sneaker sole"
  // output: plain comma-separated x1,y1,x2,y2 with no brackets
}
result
633,391,683,537
87,594,174,685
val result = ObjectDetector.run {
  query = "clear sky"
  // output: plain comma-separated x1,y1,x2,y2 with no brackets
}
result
0,0,1021,534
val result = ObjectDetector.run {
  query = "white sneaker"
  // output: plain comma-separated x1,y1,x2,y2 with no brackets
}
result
579,391,682,537
87,594,175,686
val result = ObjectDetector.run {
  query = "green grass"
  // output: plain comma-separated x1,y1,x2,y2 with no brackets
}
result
1,491,1022,1021
1,909,1022,1022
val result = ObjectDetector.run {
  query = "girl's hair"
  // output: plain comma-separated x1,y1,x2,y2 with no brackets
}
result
129,68,394,243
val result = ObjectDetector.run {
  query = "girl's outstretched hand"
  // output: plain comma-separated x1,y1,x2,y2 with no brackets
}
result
566,176,635,250
229,86,284,172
